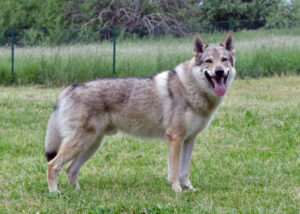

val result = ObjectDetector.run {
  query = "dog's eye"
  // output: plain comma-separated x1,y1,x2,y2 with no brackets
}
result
205,59,213,63
221,57,228,62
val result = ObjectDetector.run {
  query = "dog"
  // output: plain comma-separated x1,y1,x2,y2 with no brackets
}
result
45,32,236,192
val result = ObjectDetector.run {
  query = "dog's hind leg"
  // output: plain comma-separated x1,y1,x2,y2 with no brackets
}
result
66,135,104,190
47,131,96,192
179,137,196,191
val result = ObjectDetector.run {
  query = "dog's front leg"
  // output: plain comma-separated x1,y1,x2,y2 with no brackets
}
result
167,131,184,192
179,137,196,191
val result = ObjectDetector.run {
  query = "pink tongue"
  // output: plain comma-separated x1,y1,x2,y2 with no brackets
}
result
211,78,226,96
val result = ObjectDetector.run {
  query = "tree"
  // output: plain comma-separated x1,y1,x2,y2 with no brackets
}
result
63,0,201,36
198,0,281,22
0,0,66,29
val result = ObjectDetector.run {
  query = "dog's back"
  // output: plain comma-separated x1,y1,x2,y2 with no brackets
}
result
45,76,166,162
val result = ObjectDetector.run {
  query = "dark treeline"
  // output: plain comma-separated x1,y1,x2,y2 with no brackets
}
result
0,0,299,45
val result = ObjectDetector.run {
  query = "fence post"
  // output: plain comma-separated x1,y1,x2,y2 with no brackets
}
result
11,27,15,84
228,19,233,31
112,26,116,75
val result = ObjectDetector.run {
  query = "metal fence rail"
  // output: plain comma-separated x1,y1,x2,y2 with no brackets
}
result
11,28,14,84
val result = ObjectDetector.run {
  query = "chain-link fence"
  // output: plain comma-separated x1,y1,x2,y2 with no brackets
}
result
0,19,299,86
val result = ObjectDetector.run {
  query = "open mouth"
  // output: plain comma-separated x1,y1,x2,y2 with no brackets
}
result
205,70,229,96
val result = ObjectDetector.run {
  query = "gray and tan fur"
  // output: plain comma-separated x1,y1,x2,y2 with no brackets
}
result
45,32,236,192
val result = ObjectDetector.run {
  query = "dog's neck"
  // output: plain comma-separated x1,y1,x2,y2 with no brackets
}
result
175,60,223,117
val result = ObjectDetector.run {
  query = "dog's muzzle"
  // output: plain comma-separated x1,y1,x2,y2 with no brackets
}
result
204,68,229,96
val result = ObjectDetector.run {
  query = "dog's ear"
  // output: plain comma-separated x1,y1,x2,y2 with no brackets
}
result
220,31,235,55
194,33,208,57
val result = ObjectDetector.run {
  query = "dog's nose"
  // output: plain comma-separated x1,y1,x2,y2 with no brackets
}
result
215,67,224,76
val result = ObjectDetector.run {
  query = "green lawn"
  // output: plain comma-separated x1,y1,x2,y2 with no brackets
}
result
0,76,300,213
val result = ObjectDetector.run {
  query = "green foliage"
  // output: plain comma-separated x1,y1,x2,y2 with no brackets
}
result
199,0,281,22
291,0,300,19
0,0,66,45
0,0,295,45
265,0,300,28
0,0,65,29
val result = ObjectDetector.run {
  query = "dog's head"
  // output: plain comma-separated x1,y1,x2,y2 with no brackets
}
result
191,32,236,97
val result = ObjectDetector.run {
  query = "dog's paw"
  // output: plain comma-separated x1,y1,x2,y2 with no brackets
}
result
49,189,60,193
186,185,196,192
49,187,59,193
180,179,195,191
75,182,81,191
172,182,182,193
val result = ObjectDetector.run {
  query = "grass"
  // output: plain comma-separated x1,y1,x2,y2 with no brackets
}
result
0,28,300,86
0,76,299,213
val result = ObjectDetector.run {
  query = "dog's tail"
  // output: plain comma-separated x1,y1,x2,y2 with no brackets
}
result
45,109,61,162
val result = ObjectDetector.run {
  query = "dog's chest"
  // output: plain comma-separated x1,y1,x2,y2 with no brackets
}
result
185,110,212,139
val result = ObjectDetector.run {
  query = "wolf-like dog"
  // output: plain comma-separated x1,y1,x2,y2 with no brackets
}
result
45,32,236,192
